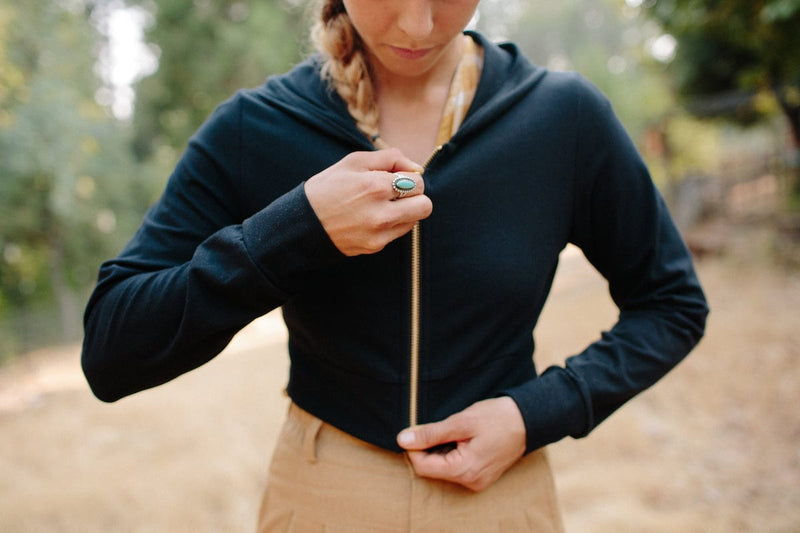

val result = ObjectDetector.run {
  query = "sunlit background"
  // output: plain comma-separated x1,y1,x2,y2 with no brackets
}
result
1,0,798,531
2,0,798,358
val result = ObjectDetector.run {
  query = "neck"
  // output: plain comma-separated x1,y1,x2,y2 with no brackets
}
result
369,35,467,163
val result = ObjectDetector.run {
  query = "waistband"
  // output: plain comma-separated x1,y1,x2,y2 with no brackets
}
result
283,402,415,477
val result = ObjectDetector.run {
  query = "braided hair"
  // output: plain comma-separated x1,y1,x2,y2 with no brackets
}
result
311,0,386,146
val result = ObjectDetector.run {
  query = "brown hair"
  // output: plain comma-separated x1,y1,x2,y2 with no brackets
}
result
311,0,385,146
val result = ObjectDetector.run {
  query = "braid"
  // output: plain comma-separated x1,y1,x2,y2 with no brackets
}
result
312,0,385,146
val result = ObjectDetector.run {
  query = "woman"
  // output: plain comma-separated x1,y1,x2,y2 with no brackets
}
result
82,0,708,530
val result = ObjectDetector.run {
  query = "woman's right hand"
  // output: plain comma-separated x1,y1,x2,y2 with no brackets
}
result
304,148,432,256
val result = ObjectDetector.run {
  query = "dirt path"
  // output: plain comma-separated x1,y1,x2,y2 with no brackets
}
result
1,247,798,532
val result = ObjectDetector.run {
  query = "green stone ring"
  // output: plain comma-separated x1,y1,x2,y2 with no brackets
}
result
392,174,417,199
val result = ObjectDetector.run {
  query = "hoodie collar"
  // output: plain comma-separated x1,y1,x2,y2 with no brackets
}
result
455,31,547,144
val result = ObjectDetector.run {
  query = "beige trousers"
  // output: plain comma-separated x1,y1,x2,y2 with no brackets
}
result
257,404,564,532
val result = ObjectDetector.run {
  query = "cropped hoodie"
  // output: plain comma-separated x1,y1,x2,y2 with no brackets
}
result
82,32,708,454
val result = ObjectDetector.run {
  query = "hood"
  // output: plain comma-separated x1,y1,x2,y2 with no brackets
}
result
256,55,369,147
454,31,548,145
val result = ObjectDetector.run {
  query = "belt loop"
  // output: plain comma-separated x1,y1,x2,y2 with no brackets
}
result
303,416,323,464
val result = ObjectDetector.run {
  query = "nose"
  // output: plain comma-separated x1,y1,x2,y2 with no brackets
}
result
396,0,434,40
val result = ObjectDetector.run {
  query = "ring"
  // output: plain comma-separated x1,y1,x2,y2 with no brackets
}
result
392,174,417,199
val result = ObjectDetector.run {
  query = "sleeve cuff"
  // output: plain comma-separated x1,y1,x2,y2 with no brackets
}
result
500,366,592,454
242,182,345,293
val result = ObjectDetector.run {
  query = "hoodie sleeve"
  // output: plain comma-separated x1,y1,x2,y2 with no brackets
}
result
81,94,344,402
502,76,709,453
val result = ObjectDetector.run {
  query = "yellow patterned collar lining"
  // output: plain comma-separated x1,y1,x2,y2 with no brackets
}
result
435,35,484,146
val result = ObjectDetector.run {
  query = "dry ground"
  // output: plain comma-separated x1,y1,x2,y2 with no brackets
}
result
1,236,798,532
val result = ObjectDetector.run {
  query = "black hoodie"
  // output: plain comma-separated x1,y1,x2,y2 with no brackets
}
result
82,32,708,453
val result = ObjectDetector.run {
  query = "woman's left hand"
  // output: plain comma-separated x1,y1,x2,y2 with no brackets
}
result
396,396,526,492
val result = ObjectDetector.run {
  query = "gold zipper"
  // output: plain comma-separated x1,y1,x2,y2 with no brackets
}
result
408,145,442,428
409,222,420,427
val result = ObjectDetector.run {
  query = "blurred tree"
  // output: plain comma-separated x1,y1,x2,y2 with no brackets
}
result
129,0,307,160
642,0,800,172
505,0,675,139
0,0,156,354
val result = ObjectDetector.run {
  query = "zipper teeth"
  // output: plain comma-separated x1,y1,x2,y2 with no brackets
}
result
409,223,421,428
409,145,441,428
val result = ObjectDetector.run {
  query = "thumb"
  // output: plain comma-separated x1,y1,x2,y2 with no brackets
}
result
396,416,469,451
391,158,424,174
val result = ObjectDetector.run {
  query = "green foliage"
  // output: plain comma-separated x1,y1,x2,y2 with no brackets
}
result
0,0,312,356
130,0,308,159
0,0,159,354
647,113,723,183
643,0,800,146
501,0,676,140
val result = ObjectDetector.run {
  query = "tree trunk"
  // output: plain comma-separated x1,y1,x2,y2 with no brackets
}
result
778,100,800,151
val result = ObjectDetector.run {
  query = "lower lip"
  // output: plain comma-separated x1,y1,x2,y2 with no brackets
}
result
390,46,432,60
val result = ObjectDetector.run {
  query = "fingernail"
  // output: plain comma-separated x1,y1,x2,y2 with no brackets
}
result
397,430,415,447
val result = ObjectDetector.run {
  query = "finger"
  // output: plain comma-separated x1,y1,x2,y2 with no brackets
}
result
396,414,471,452
406,446,467,482
407,441,502,492
377,147,424,173
379,198,433,239
350,148,423,174
355,196,432,250
389,172,425,200
354,170,423,200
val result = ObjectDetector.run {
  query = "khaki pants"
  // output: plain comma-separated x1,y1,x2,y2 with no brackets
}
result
258,404,564,532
